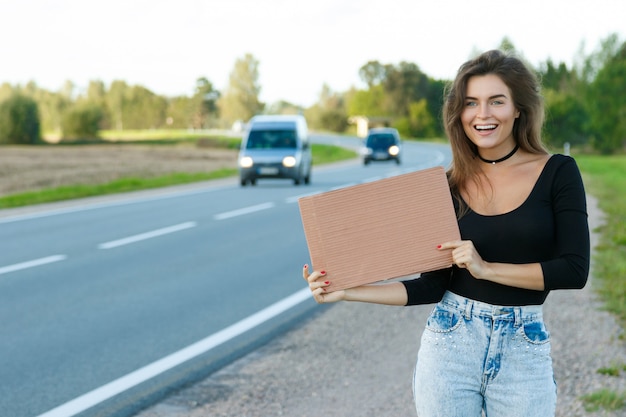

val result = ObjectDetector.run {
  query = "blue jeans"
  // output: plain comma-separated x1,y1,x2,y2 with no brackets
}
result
413,291,556,417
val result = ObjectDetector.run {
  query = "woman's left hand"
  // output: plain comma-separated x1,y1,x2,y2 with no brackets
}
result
438,240,490,279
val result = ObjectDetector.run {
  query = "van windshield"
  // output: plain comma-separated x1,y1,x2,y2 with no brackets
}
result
246,130,297,149
366,134,396,148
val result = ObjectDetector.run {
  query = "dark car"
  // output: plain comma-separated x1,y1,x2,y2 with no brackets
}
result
362,127,402,165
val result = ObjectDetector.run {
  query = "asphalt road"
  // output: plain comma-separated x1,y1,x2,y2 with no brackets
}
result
0,136,451,417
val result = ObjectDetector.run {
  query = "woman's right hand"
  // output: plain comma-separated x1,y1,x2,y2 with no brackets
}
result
303,264,345,304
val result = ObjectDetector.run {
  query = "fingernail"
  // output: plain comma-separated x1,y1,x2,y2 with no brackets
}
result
324,281,330,285
320,270,326,275
436,245,442,249
304,264,308,269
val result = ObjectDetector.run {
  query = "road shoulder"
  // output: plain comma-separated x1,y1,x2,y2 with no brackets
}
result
135,194,626,417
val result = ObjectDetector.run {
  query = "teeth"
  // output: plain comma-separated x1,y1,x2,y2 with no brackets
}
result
476,125,496,130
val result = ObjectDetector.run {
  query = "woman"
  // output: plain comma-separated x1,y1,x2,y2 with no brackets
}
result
303,50,590,417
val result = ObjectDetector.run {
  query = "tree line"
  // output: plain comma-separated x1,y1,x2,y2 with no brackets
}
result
0,34,624,153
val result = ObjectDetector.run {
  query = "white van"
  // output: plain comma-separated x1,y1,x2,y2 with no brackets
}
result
238,115,312,186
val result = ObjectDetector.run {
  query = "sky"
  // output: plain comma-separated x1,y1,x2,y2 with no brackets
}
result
1,0,624,107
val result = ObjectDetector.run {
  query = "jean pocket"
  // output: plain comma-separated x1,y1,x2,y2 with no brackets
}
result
520,320,551,344
425,305,463,333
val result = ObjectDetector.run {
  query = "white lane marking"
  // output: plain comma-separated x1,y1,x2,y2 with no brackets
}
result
35,287,312,417
285,192,321,204
329,183,357,191
98,222,197,249
214,202,274,220
0,255,67,275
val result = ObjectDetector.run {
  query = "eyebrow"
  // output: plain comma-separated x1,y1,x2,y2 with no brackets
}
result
465,94,508,100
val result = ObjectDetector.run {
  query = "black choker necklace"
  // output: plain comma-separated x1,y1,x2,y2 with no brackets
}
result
477,144,519,164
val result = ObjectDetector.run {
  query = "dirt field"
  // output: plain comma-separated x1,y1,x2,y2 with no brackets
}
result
0,144,238,197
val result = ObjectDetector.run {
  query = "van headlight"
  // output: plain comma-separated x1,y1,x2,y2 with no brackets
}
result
239,156,254,168
388,145,400,156
282,156,297,168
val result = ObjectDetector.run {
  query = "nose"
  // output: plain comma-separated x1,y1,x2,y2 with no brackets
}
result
477,102,491,118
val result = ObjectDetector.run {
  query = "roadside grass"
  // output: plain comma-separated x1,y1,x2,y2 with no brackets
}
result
0,170,238,208
310,143,358,164
575,153,626,414
580,389,626,412
575,154,626,328
597,362,626,377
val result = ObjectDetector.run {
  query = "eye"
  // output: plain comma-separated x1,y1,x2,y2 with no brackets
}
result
465,101,477,107
491,99,504,105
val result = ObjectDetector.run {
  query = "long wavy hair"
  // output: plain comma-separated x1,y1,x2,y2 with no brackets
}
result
443,50,548,217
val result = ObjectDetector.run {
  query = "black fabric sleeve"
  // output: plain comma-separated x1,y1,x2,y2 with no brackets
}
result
541,157,590,290
401,267,452,306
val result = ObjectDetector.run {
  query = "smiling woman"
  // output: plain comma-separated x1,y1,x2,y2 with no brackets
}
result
302,49,590,417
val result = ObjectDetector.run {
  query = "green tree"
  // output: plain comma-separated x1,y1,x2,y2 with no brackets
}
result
305,84,348,132
106,80,128,130
382,61,430,117
498,37,517,54
538,58,589,149
191,77,220,129
540,59,576,91
122,85,167,129
408,99,437,138
264,100,303,116
61,103,103,140
165,95,194,128
347,84,387,117
543,89,589,149
218,53,264,126
0,93,41,144
359,60,386,88
423,78,446,137
40,90,70,136
0,83,14,102
585,36,626,153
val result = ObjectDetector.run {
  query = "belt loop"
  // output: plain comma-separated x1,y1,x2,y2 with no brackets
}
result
464,299,472,320
514,307,522,327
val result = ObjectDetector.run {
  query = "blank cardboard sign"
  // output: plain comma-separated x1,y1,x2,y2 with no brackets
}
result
298,166,460,292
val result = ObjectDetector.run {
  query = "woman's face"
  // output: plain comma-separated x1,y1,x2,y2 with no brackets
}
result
461,74,520,154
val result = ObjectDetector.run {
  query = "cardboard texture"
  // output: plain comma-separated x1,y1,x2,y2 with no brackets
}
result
298,166,460,291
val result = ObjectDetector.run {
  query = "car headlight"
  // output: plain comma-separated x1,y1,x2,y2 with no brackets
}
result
239,156,254,168
282,156,297,168
388,145,400,156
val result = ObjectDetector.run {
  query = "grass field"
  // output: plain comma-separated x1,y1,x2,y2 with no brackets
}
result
0,137,356,209
575,154,626,329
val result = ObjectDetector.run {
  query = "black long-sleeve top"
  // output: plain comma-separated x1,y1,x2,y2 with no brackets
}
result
402,154,590,306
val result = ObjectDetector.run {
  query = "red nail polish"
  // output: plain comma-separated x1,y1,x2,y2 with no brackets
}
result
437,245,442,249
324,281,330,285
304,264,308,269
320,270,326,275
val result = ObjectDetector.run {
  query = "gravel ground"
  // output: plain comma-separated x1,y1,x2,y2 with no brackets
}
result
134,194,626,416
